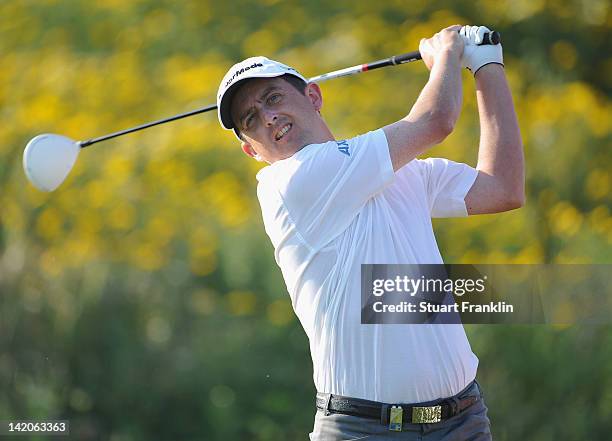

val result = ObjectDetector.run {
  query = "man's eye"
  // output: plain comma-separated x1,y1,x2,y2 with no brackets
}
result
268,94,281,104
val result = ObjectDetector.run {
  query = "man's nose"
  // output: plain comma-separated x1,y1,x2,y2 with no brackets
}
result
262,108,278,126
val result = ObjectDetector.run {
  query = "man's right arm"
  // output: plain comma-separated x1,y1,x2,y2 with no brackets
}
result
383,25,464,172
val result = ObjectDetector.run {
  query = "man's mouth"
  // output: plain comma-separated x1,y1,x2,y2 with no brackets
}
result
275,123,292,141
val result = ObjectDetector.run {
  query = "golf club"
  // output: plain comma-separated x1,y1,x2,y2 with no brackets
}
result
23,30,500,192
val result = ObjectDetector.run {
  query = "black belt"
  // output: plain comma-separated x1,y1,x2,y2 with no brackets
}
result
315,385,479,429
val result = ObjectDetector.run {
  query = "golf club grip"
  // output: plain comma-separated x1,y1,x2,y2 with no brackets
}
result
391,30,501,64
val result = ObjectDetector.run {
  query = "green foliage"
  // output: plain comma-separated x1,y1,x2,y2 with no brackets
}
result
0,0,610,439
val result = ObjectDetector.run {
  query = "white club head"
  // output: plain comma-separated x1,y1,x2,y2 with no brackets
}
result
23,134,81,192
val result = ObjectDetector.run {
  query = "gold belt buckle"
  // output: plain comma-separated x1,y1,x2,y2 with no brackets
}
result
412,405,442,423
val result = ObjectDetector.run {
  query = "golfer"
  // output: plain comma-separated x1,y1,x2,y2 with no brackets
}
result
216,24,523,440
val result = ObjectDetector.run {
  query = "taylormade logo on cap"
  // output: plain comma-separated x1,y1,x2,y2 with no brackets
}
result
217,56,308,132
224,62,264,88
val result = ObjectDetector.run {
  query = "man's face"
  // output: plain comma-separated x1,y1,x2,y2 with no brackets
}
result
230,77,324,163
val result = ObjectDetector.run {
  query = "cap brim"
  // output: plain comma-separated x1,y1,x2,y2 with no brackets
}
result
219,78,250,130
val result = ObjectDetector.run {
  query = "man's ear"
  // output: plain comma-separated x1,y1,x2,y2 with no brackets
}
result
305,82,323,112
241,142,256,158
241,142,263,162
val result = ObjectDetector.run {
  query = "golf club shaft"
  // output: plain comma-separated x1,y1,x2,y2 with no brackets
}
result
78,30,500,148
78,104,217,147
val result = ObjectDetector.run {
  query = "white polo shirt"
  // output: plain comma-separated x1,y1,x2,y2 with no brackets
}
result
256,128,479,403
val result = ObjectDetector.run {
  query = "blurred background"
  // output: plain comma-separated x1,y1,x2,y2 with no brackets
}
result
0,0,610,439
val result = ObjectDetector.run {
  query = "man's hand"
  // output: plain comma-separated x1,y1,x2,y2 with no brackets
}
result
419,25,465,71
460,25,504,75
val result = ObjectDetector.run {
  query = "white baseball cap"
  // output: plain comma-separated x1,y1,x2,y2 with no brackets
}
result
217,56,307,134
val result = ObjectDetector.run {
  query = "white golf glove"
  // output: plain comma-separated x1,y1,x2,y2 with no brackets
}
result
460,25,503,75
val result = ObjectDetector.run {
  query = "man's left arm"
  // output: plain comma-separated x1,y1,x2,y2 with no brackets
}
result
464,64,525,214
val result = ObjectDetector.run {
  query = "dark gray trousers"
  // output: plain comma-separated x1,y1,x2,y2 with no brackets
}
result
309,381,492,441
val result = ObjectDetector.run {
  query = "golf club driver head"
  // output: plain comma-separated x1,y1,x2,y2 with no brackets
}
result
23,134,80,192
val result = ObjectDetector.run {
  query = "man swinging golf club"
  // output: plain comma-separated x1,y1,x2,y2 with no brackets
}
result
216,24,524,440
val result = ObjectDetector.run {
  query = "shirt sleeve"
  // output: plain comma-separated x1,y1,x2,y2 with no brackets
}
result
276,129,394,249
415,157,478,218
